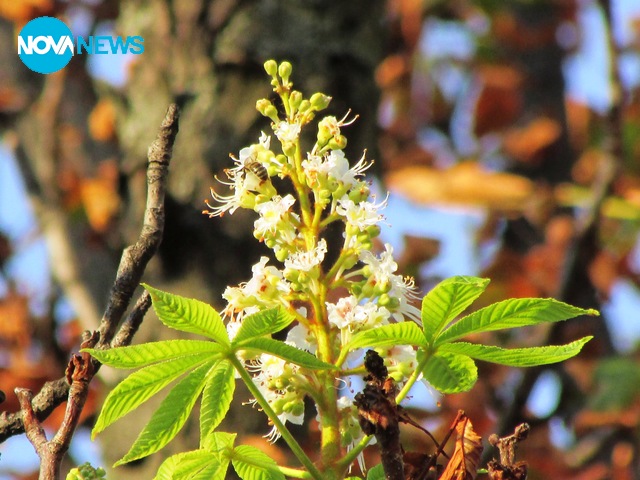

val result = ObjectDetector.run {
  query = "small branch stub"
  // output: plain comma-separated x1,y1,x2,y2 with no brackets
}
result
487,423,529,480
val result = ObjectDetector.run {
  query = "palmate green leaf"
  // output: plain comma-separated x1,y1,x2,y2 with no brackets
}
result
231,445,285,480
92,353,213,437
84,340,225,369
155,433,235,480
436,298,598,345
346,322,426,351
154,449,227,480
366,464,385,480
420,351,477,393
144,284,229,346
238,337,333,369
421,276,489,342
115,360,216,466
202,431,236,455
439,336,593,367
232,307,295,344
200,361,235,445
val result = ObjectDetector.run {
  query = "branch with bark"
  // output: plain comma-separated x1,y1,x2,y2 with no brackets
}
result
0,103,181,479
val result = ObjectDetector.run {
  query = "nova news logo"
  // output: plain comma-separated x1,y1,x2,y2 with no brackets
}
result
18,16,144,74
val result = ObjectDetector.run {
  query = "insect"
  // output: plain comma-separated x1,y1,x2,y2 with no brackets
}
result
244,160,269,183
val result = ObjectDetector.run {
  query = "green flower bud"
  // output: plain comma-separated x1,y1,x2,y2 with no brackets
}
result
264,59,278,77
264,105,280,122
298,99,311,113
275,248,289,262
282,142,297,157
386,296,400,309
366,224,381,239
328,135,347,150
278,61,292,81
310,92,332,111
378,293,391,306
349,183,370,203
361,283,375,298
289,90,303,111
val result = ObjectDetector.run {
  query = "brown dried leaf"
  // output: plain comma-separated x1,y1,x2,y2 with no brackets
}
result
439,413,483,480
385,163,534,211
502,117,561,165
473,65,523,136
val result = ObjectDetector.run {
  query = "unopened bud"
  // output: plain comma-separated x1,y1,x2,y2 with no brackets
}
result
264,60,278,77
278,61,292,81
310,92,332,111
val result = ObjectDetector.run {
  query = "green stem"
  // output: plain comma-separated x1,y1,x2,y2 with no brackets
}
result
229,356,323,480
394,355,428,404
233,448,312,479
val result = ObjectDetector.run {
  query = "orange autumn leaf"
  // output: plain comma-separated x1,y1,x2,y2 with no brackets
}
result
89,98,117,142
502,117,562,165
385,162,534,211
439,413,483,480
79,162,121,233
0,0,54,24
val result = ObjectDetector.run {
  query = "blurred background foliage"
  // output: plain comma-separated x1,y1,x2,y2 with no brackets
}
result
0,0,639,479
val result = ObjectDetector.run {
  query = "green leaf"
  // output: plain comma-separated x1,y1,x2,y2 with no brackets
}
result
436,298,598,345
202,431,236,456
231,445,285,480
200,361,235,444
366,464,385,480
154,449,227,480
421,276,489,342
238,337,333,370
232,308,295,344
439,337,592,367
84,340,224,369
144,284,229,345
115,360,216,466
346,322,426,351
92,353,212,437
420,351,477,393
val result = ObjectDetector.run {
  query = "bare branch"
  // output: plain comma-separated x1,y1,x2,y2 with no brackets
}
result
0,104,181,460
97,103,180,347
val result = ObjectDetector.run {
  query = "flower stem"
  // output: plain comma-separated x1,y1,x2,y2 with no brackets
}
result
229,356,323,480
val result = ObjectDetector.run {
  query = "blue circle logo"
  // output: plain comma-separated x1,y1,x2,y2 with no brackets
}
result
18,17,74,74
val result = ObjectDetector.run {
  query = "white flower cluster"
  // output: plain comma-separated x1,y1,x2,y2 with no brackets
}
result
204,62,422,451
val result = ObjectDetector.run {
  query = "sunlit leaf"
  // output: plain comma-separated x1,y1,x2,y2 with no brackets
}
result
439,336,592,367
200,361,235,444
421,276,489,342
92,354,213,437
144,284,229,345
231,445,285,480
202,431,237,456
238,337,333,369
84,340,225,369
420,351,477,394
346,322,426,351
115,360,216,466
436,298,598,345
154,449,227,480
232,308,295,344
